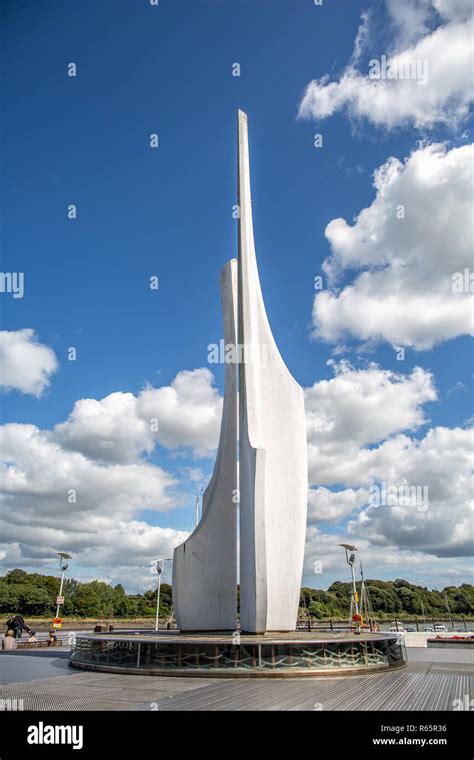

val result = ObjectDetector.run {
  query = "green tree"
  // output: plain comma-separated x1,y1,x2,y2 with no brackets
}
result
0,581,20,613
18,585,53,616
5,569,28,585
308,601,325,619
72,586,103,617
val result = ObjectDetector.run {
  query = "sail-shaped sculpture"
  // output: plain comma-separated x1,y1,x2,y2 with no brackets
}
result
237,110,307,632
73,112,406,678
172,260,238,631
172,111,307,633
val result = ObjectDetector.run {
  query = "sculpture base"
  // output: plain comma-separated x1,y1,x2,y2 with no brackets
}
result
70,631,407,677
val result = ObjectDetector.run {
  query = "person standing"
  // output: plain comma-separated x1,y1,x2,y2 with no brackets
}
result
6,615,31,639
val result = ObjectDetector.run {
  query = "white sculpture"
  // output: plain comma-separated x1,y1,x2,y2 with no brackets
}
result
237,111,308,632
172,260,238,631
172,111,307,633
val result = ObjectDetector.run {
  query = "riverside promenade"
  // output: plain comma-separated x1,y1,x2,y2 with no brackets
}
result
0,645,472,711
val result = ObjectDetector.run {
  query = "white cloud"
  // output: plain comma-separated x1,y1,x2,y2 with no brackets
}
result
305,361,433,491
0,367,224,587
305,361,436,453
0,520,184,569
384,0,432,46
308,486,369,523
432,0,473,22
0,366,223,533
181,467,206,483
312,143,474,350
54,393,155,464
0,420,185,589
0,358,470,587
299,0,473,571
347,426,474,557
298,0,473,129
304,361,472,559
303,525,473,588
0,521,186,591
137,368,222,458
0,329,58,397
0,423,178,521
53,368,222,463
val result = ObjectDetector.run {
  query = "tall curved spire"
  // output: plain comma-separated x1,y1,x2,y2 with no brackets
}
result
237,110,308,633
172,111,307,634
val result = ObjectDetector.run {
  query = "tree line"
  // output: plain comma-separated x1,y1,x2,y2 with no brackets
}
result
0,569,172,618
0,569,472,619
300,579,474,619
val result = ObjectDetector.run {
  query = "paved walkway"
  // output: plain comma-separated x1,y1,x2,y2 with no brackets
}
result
0,648,472,711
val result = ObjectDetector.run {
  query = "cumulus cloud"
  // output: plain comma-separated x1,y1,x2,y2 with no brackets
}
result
298,0,473,574
54,368,222,463
347,426,474,557
137,368,222,457
0,419,186,588
0,329,58,397
0,423,178,522
384,0,433,46
0,521,186,590
0,358,470,585
54,392,155,464
0,367,224,587
303,525,473,588
305,361,436,453
298,0,473,129
305,361,437,503
312,143,474,350
305,362,472,559
308,486,369,524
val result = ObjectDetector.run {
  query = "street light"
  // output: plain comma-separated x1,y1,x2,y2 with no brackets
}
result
338,544,359,627
154,558,172,631
194,487,203,528
55,552,72,621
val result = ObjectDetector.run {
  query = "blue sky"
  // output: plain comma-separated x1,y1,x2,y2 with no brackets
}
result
1,0,472,592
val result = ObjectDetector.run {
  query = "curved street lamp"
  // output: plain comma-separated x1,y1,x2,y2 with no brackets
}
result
154,558,172,631
54,552,73,621
338,544,359,626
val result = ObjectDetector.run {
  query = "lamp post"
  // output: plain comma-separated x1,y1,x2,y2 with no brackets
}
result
338,544,359,628
55,552,72,621
154,558,172,631
194,487,203,528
